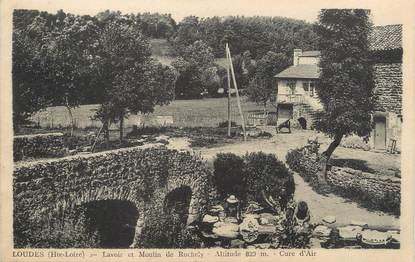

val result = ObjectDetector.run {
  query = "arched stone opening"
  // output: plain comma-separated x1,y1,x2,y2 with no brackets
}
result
82,200,139,248
298,117,307,129
149,186,193,247
164,186,193,227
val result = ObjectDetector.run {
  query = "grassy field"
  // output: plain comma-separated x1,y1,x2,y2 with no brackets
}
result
30,40,261,130
31,97,276,130
150,38,228,67
150,38,175,66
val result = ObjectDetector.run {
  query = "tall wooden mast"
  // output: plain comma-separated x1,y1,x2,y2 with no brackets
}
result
226,44,232,137
226,43,247,141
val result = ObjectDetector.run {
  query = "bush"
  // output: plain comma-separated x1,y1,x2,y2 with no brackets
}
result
244,152,295,208
126,125,168,138
213,153,245,199
218,120,237,128
189,136,220,148
211,152,295,209
141,216,202,248
62,133,93,150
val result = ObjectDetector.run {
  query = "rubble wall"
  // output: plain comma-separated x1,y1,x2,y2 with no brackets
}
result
327,166,400,213
13,133,66,161
373,63,402,115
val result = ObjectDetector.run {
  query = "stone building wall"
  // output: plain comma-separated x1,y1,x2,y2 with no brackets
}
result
373,63,402,115
371,63,403,151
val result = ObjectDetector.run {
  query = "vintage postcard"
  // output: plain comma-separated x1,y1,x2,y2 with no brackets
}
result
1,0,414,261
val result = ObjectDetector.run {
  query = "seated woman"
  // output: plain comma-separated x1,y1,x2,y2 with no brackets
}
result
294,201,310,226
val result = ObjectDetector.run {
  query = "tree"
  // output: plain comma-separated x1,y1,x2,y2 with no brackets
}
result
12,11,51,130
172,16,200,55
246,51,290,111
13,11,57,130
314,9,374,163
171,40,215,99
201,66,220,96
94,15,176,141
135,12,176,38
42,12,99,135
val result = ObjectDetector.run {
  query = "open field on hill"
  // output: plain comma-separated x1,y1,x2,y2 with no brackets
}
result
31,97,277,129
150,38,229,67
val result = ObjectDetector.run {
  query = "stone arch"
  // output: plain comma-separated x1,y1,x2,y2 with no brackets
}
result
164,186,193,224
54,186,146,248
166,173,207,226
81,199,139,248
14,147,212,248
156,186,193,246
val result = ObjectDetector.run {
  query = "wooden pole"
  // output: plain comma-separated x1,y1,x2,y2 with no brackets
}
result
226,45,247,141
226,43,232,137
91,124,105,153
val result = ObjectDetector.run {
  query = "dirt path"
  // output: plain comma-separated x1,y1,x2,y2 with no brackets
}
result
194,130,400,229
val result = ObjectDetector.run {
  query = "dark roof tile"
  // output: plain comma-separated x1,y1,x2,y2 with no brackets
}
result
275,64,320,79
369,24,402,51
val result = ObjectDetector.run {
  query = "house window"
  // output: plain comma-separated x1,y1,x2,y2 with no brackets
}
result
287,80,296,94
302,80,316,97
310,81,315,97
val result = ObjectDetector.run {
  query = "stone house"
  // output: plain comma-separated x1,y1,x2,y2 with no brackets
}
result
274,50,322,129
274,24,402,151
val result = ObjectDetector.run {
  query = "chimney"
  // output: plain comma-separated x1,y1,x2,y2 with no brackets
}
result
293,49,302,66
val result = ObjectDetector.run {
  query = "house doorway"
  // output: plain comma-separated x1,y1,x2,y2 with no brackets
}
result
374,116,387,150
298,117,307,129
278,104,293,120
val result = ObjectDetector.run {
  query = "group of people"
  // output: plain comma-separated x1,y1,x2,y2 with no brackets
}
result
222,193,313,248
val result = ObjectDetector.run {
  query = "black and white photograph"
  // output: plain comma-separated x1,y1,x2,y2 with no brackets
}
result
1,0,414,260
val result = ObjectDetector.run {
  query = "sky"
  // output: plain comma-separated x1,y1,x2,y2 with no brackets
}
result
9,0,412,26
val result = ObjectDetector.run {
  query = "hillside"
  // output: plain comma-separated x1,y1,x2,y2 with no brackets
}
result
150,38,229,68
150,38,175,66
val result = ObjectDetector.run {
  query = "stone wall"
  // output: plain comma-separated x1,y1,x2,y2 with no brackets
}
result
13,133,66,161
327,166,400,212
13,146,212,248
373,63,402,115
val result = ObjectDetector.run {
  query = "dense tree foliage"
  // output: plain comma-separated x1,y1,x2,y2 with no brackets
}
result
13,10,176,136
172,40,217,99
227,50,256,91
13,9,318,127
247,51,290,110
172,16,318,59
12,11,51,129
93,12,176,140
314,9,374,161
42,12,99,134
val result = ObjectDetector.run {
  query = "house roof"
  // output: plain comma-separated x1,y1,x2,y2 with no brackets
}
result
275,25,402,79
369,24,402,51
275,64,320,79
